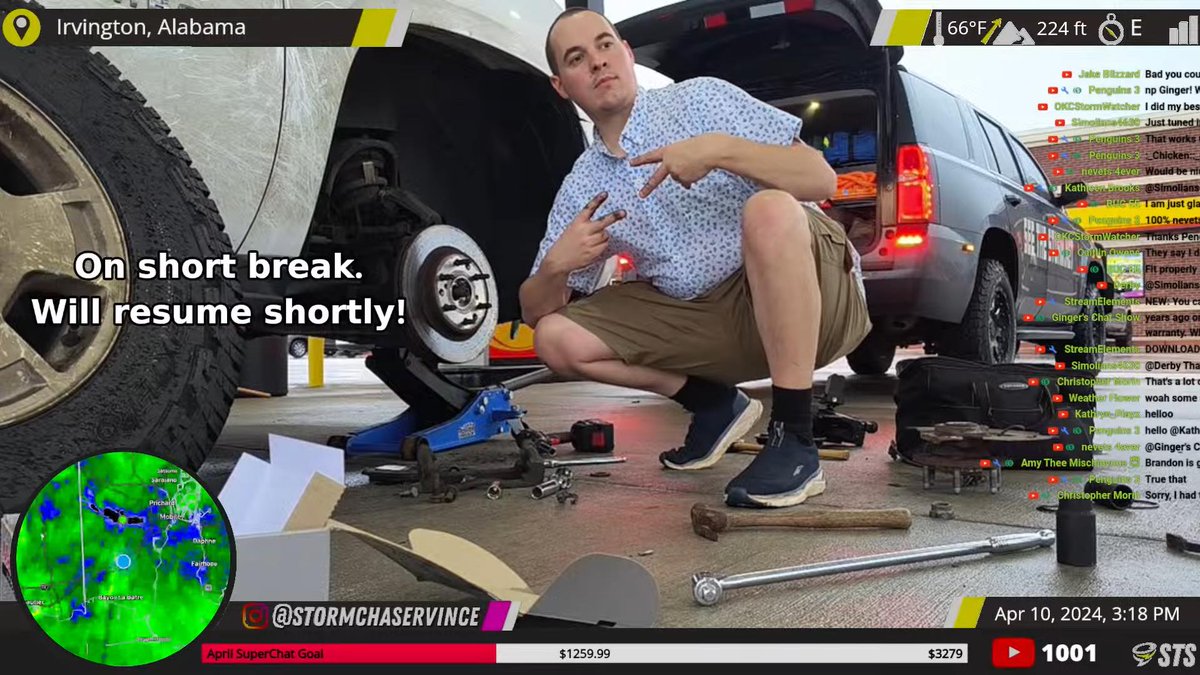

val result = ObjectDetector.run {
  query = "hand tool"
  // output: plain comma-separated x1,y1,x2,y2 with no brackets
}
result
531,458,625,501
544,456,627,469
690,503,912,541
730,442,849,461
1167,533,1200,555
691,529,1055,606
547,419,615,453
531,468,574,501
752,375,878,447
486,482,502,500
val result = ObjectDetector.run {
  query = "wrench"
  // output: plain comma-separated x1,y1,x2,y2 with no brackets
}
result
543,456,627,469
692,529,1055,606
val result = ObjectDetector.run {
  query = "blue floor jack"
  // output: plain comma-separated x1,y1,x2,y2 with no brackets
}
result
330,348,564,501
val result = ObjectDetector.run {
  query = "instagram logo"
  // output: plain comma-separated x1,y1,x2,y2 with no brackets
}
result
242,603,270,630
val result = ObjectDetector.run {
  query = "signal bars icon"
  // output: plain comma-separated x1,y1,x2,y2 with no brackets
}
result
1170,15,1199,44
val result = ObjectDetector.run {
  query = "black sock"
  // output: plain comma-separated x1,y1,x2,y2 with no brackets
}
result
771,386,813,444
670,376,734,412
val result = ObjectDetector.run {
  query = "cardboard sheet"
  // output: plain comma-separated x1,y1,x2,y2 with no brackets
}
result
328,520,539,612
283,473,345,532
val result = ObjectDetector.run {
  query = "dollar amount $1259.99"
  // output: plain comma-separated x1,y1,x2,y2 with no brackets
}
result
560,648,612,660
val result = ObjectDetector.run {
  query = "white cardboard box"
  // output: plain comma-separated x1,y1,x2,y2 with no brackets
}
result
221,436,346,602
231,528,331,601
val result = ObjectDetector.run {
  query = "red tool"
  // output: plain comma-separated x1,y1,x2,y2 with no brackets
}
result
548,419,614,454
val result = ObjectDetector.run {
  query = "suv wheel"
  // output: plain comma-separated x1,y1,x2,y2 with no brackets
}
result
945,259,1017,364
0,31,242,511
288,338,309,359
846,334,896,376
1056,288,1106,370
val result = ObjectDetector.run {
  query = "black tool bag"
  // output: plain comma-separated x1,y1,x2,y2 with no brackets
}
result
893,357,1097,471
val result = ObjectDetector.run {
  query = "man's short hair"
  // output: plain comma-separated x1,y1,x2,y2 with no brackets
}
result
544,7,621,77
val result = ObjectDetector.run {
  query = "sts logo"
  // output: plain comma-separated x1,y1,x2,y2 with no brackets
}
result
1133,642,1198,668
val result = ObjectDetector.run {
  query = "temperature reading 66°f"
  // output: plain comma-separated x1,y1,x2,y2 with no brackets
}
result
1043,644,1097,663
947,20,987,35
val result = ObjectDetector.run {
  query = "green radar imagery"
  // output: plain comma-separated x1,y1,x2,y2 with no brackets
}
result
13,451,233,666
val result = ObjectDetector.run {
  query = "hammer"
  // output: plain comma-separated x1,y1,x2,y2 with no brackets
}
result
690,503,912,542
729,441,850,461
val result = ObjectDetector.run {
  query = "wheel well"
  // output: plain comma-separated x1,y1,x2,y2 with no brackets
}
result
979,228,1017,291
302,27,585,335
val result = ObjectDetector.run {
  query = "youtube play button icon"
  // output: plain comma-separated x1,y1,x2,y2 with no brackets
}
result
993,637,1036,668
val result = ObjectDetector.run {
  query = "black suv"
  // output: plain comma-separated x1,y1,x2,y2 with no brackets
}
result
618,0,1110,373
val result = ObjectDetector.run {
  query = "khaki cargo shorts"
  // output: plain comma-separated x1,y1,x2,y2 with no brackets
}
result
556,205,873,386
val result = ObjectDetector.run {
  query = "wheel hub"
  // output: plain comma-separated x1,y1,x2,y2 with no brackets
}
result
400,225,498,363
0,81,128,427
428,251,491,336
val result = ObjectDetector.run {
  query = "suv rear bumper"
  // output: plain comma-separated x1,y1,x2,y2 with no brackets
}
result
861,223,978,328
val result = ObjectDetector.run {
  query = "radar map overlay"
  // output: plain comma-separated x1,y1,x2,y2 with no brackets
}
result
13,451,233,666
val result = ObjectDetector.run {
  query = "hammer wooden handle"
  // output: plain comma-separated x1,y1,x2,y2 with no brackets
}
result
728,508,912,530
729,441,850,461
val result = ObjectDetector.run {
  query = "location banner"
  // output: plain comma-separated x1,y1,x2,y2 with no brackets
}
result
0,6,412,47
873,9,1200,47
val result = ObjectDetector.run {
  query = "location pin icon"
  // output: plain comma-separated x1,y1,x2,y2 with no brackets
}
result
4,10,40,47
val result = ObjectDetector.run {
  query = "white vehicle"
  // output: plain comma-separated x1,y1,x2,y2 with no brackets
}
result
0,0,586,510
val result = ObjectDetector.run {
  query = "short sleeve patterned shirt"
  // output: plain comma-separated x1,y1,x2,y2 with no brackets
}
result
530,76,863,301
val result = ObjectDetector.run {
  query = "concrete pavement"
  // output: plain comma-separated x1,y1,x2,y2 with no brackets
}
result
5,350,1197,621
201,350,1200,627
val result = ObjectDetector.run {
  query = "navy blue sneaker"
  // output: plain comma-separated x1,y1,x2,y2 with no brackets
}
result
724,421,825,508
659,390,762,470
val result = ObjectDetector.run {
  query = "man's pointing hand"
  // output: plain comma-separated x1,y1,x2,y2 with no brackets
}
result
630,133,730,198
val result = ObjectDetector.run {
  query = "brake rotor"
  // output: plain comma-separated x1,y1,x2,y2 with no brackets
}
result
400,225,498,363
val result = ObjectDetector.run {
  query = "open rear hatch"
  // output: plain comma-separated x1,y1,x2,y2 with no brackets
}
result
617,0,902,256
616,0,897,97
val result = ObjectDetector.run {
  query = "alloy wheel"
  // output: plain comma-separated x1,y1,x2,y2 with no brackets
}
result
0,81,128,426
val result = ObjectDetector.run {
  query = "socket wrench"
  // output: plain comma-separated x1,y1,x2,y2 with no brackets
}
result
531,457,626,500
692,529,1055,606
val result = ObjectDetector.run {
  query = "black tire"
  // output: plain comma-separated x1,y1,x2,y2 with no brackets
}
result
846,336,896,375
1056,287,1106,371
289,338,308,359
945,258,1017,364
0,30,243,512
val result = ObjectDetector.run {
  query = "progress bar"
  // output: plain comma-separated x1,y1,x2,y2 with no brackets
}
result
201,643,969,664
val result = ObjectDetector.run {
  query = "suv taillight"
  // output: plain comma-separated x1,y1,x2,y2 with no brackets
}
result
895,144,935,247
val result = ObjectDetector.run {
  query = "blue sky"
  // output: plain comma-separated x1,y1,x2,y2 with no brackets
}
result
561,0,1200,133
